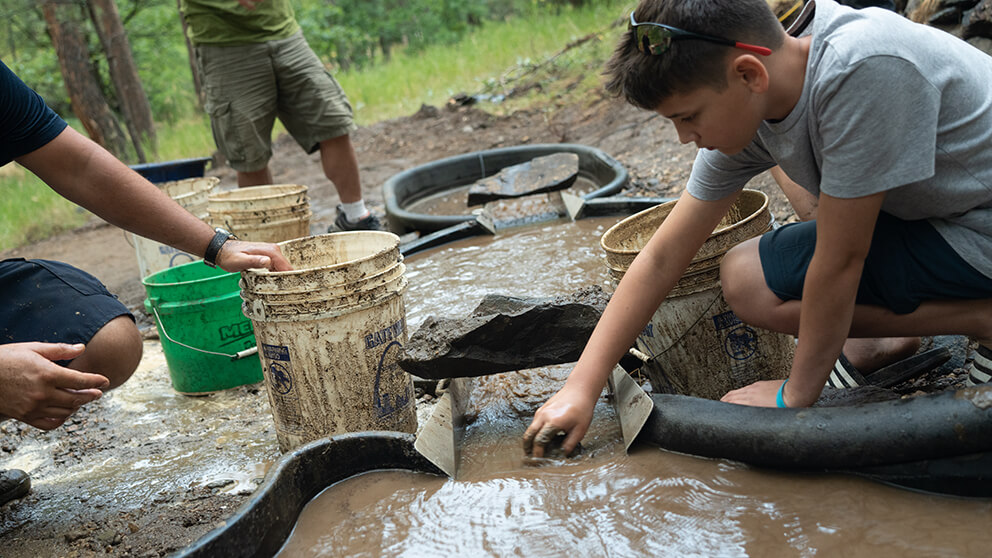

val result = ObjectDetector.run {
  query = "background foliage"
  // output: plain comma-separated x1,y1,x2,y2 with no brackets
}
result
0,0,625,249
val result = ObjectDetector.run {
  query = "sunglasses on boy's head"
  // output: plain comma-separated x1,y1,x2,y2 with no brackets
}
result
628,12,772,57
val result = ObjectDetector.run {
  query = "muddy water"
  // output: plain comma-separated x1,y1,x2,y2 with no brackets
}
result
276,217,991,556
404,216,620,331
278,364,991,557
404,176,600,217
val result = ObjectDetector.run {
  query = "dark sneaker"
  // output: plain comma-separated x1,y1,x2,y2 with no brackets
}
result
330,206,385,232
0,469,30,506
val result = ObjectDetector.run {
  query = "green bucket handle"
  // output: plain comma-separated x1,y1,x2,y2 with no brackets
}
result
150,303,258,361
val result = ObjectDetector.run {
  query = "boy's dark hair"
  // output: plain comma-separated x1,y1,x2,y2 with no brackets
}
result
604,0,785,110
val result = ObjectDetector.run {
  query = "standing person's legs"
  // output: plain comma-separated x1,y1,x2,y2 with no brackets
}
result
272,32,382,230
196,42,280,188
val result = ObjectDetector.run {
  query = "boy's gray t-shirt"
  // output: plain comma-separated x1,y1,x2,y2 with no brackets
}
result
686,0,992,279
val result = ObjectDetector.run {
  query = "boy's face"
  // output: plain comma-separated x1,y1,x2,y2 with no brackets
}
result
654,81,765,156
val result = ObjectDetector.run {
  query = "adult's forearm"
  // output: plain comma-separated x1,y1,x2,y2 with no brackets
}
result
18,127,215,258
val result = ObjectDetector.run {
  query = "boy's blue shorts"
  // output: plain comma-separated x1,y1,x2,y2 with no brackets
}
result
0,259,133,358
758,212,992,315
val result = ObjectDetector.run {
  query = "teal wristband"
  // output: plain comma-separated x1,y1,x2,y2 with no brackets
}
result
775,379,789,408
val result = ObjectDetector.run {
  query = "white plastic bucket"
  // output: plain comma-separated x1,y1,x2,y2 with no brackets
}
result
242,232,417,452
207,184,311,243
601,189,793,400
131,177,219,278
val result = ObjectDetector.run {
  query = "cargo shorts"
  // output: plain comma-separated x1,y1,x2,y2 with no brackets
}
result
196,31,358,173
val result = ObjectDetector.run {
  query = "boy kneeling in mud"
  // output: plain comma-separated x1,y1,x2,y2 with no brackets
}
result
525,0,992,457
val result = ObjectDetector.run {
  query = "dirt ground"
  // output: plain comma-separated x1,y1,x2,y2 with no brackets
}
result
0,68,973,555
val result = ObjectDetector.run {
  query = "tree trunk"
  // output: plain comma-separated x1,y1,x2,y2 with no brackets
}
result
177,0,205,109
87,0,156,162
41,0,129,160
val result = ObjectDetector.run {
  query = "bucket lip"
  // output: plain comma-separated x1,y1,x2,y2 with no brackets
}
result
241,262,405,299
244,277,408,321
141,261,238,287
207,184,308,202
244,231,401,279
600,189,768,255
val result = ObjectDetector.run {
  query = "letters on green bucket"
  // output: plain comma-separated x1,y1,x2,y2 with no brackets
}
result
142,261,262,395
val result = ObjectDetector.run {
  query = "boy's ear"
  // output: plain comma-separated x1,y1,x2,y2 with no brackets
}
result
731,55,770,93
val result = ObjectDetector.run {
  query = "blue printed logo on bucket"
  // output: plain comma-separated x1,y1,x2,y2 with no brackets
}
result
713,311,758,361
372,338,413,419
263,344,294,395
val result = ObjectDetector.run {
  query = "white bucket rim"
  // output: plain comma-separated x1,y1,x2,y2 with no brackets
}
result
244,231,401,281
245,277,408,322
207,184,308,203
600,189,769,258
240,262,405,301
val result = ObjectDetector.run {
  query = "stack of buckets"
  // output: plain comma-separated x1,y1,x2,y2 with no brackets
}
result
600,189,794,400
240,231,417,452
207,184,311,243
131,176,219,278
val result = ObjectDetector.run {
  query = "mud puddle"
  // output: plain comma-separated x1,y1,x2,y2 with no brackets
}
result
277,365,992,557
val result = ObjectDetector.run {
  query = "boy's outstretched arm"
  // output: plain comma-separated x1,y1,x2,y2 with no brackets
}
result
723,191,886,407
524,190,739,457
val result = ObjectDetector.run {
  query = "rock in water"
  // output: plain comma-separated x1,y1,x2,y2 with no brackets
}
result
466,152,580,206
398,286,610,379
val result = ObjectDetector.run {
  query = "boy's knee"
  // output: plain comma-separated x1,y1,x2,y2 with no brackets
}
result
70,316,143,390
720,242,755,307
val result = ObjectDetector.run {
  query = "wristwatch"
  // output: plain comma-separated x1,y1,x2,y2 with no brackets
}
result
203,227,236,268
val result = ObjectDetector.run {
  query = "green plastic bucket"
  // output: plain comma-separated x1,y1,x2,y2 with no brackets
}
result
142,261,262,395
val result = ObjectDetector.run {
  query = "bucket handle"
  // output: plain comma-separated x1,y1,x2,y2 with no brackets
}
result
151,306,259,361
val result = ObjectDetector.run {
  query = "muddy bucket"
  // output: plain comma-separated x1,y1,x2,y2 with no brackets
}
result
131,176,219,278
240,231,401,295
207,184,311,243
142,261,263,395
601,189,793,400
242,232,417,452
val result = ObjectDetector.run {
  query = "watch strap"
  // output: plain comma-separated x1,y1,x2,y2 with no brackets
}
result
204,228,234,268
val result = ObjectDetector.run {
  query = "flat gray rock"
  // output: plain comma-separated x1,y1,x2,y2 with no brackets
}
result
398,286,610,379
466,152,579,206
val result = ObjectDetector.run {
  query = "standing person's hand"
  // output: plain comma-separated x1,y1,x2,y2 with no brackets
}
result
523,383,598,457
0,343,110,430
215,240,293,272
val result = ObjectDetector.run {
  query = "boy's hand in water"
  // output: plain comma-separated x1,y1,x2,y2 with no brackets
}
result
523,385,597,458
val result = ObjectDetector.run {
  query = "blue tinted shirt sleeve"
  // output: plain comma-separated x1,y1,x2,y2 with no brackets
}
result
0,60,68,165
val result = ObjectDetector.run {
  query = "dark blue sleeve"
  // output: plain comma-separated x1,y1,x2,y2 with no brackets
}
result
0,59,69,166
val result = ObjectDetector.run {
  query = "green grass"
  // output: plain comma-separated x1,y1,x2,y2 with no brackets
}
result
0,165,90,250
338,1,629,123
0,0,629,250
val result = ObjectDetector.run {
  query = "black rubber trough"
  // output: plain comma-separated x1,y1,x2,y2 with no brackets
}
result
174,432,442,558
641,385,992,498
383,143,628,234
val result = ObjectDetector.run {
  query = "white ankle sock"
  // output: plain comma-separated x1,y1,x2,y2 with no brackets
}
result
341,200,369,222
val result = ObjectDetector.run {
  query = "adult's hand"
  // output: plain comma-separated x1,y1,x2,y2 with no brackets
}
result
0,343,110,430
215,240,293,272
522,384,597,458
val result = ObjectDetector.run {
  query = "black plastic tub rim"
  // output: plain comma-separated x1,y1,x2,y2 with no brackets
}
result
383,143,629,233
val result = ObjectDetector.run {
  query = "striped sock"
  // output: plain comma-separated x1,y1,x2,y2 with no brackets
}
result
966,345,992,386
827,354,867,389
